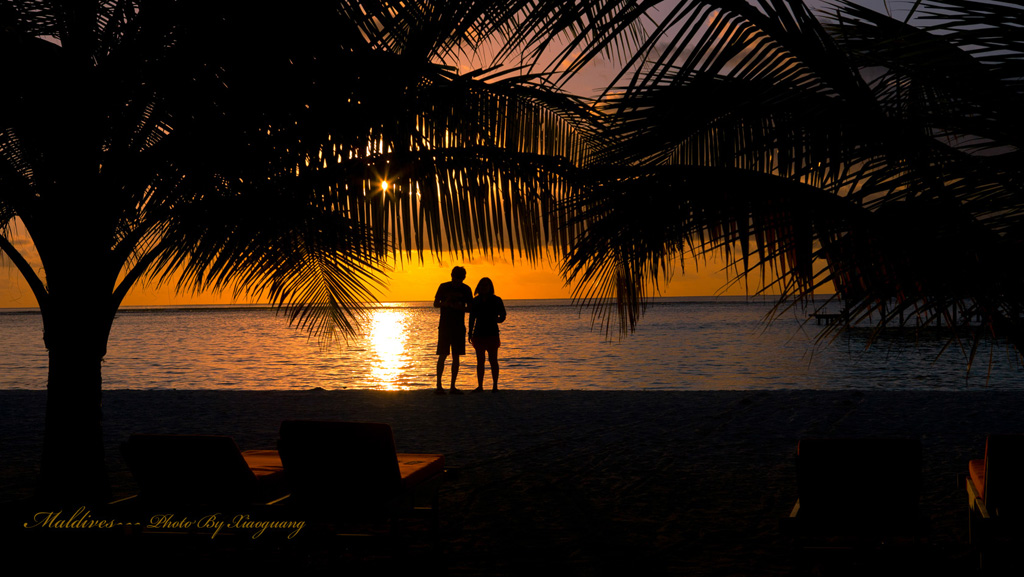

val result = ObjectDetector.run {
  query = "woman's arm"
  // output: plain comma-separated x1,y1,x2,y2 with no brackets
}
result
496,297,507,323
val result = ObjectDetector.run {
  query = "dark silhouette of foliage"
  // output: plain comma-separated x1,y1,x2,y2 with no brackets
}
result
563,0,1024,362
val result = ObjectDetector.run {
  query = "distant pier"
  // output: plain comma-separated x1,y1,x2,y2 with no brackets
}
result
810,311,848,326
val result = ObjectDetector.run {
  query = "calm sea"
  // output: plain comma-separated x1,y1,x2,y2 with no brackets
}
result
0,298,1020,391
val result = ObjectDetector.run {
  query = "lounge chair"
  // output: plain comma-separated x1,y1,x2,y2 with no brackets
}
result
120,434,288,509
966,434,1024,546
784,438,923,543
276,420,445,527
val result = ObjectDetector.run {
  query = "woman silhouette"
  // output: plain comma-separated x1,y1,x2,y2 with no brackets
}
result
468,277,507,391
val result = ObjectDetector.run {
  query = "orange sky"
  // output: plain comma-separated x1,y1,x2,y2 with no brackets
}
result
0,34,836,309
0,231,753,308
375,252,751,303
0,215,767,307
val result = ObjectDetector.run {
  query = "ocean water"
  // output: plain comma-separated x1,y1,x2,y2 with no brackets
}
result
0,298,1020,391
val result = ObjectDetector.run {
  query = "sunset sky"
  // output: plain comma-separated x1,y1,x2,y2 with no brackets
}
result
0,28,753,309
0,1,875,310
0,218,752,308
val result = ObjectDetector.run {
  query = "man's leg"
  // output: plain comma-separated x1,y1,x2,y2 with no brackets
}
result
450,354,461,391
436,353,448,392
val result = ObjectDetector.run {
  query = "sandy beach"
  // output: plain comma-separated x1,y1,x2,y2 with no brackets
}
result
1,389,1019,574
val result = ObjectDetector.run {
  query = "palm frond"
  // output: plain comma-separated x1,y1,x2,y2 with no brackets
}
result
568,0,1024,358
2,0,608,341
562,165,856,334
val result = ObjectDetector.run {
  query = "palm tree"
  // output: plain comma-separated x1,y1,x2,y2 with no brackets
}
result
562,0,1024,359
9,0,1017,503
0,0,614,502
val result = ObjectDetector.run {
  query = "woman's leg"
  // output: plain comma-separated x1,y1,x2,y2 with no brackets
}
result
475,346,486,390
489,348,499,390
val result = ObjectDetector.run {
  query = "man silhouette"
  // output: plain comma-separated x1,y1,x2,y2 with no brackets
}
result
433,266,473,394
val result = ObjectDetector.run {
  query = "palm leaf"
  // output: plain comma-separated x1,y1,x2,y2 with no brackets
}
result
568,0,1024,358
2,0,603,342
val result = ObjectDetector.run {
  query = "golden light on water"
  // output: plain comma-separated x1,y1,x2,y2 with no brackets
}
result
368,308,411,390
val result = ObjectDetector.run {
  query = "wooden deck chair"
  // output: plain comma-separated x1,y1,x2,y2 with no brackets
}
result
276,421,445,530
785,438,923,544
121,434,287,509
966,434,1024,546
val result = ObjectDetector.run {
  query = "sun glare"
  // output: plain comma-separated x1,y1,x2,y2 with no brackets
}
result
381,180,389,192
368,308,411,389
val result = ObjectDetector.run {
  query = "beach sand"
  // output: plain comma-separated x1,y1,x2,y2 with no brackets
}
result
1,389,1019,574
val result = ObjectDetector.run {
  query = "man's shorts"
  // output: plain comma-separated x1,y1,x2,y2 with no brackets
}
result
436,326,466,356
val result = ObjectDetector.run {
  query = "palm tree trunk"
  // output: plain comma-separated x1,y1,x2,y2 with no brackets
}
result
37,295,114,504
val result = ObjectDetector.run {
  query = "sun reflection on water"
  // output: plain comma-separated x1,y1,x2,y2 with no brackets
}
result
368,308,412,390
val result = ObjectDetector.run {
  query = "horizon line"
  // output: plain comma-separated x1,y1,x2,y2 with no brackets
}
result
0,294,840,315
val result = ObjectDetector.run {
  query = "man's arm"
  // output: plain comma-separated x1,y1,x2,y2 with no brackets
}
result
433,284,445,308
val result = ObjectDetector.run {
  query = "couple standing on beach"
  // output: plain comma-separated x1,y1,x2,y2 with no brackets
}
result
434,266,506,394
